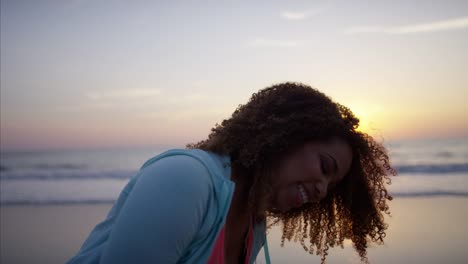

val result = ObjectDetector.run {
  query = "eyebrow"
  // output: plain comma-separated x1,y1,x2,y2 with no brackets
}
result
326,153,338,174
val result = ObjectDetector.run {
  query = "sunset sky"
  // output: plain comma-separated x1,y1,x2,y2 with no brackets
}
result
1,0,467,150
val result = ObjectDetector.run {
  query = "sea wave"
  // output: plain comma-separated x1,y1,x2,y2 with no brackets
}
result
0,199,117,206
0,169,136,181
395,163,468,174
0,163,88,171
390,191,468,197
2,163,468,182
2,190,467,205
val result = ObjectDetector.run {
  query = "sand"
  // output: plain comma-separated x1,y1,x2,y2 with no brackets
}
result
1,204,112,264
263,197,468,264
1,197,467,264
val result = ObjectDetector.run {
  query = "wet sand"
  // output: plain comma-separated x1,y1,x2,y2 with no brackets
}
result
1,204,112,264
1,197,467,264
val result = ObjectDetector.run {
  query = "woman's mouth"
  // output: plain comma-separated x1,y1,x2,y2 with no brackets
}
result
295,183,309,207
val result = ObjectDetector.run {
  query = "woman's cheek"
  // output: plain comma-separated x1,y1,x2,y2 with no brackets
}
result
271,189,286,212
273,186,297,212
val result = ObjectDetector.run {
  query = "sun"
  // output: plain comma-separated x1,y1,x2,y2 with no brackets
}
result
347,103,375,135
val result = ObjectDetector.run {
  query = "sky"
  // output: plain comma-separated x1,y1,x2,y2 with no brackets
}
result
1,0,467,150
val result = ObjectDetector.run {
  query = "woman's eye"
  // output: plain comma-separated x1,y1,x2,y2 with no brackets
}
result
320,156,328,175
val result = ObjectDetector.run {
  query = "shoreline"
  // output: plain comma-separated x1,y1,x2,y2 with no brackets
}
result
2,193,468,207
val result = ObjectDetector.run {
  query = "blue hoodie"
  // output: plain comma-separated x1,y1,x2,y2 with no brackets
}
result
66,149,271,264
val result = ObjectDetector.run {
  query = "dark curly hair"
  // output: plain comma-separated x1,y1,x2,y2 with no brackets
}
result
187,82,395,263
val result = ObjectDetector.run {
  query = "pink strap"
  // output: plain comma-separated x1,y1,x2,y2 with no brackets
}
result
244,216,254,263
207,215,254,264
206,227,226,264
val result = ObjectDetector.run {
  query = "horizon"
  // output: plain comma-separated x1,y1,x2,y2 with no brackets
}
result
1,0,467,151
1,135,467,153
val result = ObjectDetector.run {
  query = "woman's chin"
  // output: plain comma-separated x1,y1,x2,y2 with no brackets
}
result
268,191,302,214
267,207,287,214
269,201,293,213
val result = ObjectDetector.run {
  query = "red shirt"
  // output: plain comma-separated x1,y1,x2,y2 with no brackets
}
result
206,217,254,264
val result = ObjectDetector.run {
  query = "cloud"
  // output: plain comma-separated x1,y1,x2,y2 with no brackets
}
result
81,88,233,115
346,16,468,35
85,89,161,100
280,5,330,20
249,38,303,48
281,11,308,20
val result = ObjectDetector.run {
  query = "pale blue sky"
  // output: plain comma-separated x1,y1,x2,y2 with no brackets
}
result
1,0,468,150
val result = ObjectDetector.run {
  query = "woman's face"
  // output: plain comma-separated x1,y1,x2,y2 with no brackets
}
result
268,137,353,213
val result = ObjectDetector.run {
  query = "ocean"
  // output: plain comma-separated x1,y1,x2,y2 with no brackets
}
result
1,138,468,205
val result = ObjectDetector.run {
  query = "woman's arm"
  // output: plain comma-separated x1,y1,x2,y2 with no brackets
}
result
99,155,212,263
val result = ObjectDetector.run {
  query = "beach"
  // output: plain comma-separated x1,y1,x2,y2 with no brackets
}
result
1,197,467,264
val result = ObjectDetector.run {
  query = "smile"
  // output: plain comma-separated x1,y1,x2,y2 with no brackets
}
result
297,183,309,205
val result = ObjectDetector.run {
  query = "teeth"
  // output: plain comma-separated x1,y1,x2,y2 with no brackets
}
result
297,183,309,205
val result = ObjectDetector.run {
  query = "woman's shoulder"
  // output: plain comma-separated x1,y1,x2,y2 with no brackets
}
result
138,148,231,185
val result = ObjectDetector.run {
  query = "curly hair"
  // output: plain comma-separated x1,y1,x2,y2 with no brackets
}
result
187,82,396,263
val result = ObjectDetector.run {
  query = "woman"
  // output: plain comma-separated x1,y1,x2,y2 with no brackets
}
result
67,82,395,264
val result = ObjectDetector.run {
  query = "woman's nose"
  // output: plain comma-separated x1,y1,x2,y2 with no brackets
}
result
314,181,328,200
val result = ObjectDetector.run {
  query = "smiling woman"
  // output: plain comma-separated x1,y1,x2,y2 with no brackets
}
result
188,82,396,263
67,82,395,264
